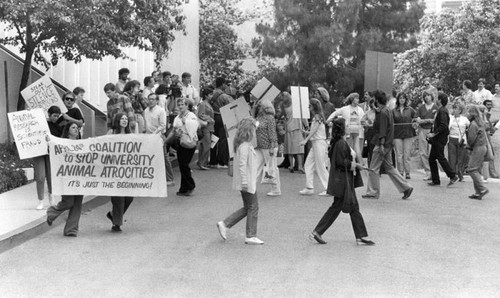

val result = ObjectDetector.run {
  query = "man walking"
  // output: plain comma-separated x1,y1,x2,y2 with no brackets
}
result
362,90,414,200
427,93,459,186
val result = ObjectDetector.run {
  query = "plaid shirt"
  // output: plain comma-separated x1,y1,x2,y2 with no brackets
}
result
106,94,136,129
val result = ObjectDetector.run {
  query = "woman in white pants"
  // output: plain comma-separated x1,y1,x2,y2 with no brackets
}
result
299,98,329,196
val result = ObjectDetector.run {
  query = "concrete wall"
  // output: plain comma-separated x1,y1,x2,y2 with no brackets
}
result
0,0,199,143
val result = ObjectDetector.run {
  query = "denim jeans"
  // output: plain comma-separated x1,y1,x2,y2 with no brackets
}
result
448,137,467,180
223,191,258,238
418,128,432,176
47,195,83,235
394,137,414,176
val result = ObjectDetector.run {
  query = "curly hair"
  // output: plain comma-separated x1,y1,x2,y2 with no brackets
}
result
233,117,256,153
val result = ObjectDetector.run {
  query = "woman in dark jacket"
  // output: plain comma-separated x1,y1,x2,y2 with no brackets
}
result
393,92,417,179
309,117,375,245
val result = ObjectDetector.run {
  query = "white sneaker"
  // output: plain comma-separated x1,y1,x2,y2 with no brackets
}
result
216,221,227,240
266,191,281,197
318,191,329,196
36,201,44,210
245,237,264,245
299,188,314,195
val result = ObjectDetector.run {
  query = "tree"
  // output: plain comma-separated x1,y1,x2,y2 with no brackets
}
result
253,0,424,95
394,0,500,99
0,0,186,111
199,0,267,87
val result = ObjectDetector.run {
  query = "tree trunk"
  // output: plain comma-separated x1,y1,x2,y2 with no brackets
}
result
16,47,35,111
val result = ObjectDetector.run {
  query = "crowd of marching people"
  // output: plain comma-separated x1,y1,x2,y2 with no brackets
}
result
33,69,499,245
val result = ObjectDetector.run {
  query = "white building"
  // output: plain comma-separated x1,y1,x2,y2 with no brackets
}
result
424,0,468,12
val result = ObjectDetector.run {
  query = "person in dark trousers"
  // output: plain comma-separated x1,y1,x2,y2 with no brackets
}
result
427,93,459,186
46,122,84,237
309,117,374,246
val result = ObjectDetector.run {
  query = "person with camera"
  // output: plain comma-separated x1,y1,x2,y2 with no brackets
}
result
427,93,459,186
448,102,469,182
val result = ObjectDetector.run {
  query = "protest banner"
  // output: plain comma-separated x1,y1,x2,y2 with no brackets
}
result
8,108,50,159
21,74,67,114
251,77,281,103
220,98,252,157
364,50,393,96
49,134,167,197
291,86,310,119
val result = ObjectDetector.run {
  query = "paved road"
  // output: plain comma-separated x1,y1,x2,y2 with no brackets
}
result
0,164,499,297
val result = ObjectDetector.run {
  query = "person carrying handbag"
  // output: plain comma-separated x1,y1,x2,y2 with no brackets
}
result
172,97,199,196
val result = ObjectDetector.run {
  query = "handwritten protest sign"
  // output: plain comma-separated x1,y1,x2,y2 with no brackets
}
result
8,109,49,159
291,86,310,119
251,77,281,103
21,75,67,113
49,134,167,197
220,98,252,158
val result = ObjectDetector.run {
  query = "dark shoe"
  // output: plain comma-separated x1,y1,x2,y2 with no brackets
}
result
458,176,464,182
478,189,489,199
309,232,327,244
64,233,77,237
111,225,122,232
356,238,375,245
46,216,53,226
427,182,440,186
405,173,411,180
402,187,414,200
176,191,191,196
447,176,458,186
469,193,481,200
106,212,113,222
288,167,294,173
361,194,379,199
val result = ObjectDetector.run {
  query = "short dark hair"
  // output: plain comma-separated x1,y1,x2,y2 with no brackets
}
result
437,92,448,106
478,78,486,84
463,80,472,89
123,80,140,93
144,76,153,86
104,83,116,92
118,68,130,77
373,90,387,105
201,86,214,100
483,99,493,106
215,77,226,88
48,105,61,115
181,72,191,79
155,84,169,95
73,87,85,95
162,71,171,79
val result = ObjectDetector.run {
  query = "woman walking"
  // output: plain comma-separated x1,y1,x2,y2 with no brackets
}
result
466,105,489,199
254,99,281,197
448,102,469,182
46,122,84,237
299,98,329,196
392,92,417,179
309,118,374,245
217,118,264,245
173,98,199,196
106,113,134,232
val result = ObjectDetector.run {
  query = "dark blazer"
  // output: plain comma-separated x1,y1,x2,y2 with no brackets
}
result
327,139,363,197
432,106,450,145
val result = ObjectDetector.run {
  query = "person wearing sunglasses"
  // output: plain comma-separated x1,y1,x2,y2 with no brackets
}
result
56,91,85,138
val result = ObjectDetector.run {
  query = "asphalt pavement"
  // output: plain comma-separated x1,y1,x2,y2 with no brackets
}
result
0,162,499,297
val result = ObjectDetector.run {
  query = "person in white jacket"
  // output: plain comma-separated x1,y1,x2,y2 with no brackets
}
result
216,118,264,245
326,93,365,162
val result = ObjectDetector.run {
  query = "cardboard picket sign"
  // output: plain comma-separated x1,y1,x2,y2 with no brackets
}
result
251,77,281,103
290,86,310,119
219,98,252,158
21,74,67,114
8,109,50,159
49,134,167,197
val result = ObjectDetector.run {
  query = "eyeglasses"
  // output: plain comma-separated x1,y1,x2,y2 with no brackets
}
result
65,97,75,101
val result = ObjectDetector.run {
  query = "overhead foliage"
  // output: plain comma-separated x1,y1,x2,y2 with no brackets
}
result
253,0,424,96
0,0,186,110
394,0,500,99
199,0,270,88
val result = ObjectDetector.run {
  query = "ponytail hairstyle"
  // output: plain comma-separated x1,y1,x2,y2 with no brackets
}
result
309,97,325,122
233,117,256,153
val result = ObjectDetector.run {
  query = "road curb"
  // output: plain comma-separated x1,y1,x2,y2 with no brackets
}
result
0,196,109,254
